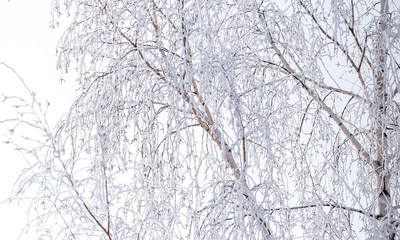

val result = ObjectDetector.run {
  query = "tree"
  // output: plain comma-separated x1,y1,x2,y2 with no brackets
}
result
2,0,400,239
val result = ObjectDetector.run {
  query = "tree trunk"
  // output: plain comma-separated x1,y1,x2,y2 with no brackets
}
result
374,0,392,237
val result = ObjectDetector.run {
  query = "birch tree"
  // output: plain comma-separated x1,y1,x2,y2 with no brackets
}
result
2,0,400,239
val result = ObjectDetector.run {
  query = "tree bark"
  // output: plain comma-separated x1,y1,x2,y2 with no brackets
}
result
374,0,390,218
374,1,393,238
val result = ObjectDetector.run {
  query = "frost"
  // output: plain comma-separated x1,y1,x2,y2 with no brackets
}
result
2,0,400,239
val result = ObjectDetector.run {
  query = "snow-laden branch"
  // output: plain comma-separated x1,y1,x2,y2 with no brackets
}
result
258,12,374,168
265,202,383,218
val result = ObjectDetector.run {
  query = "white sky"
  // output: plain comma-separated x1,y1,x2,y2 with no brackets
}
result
0,1,76,238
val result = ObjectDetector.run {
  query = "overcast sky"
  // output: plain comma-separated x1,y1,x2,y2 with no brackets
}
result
0,1,76,238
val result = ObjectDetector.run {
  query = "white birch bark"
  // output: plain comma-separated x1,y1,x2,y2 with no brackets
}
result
374,0,392,230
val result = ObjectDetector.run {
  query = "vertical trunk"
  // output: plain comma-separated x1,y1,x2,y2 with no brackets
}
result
374,0,391,231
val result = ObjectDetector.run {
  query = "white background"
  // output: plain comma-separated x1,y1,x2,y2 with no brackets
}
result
0,0,76,238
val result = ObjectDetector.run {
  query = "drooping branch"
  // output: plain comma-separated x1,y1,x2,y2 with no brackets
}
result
299,0,368,87
178,3,273,237
339,1,373,69
258,12,374,167
94,1,273,237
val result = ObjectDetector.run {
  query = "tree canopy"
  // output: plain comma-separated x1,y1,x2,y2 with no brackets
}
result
2,0,400,239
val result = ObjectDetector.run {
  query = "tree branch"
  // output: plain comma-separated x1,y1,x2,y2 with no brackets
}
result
266,202,381,218
74,188,112,240
299,0,368,87
258,11,374,167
